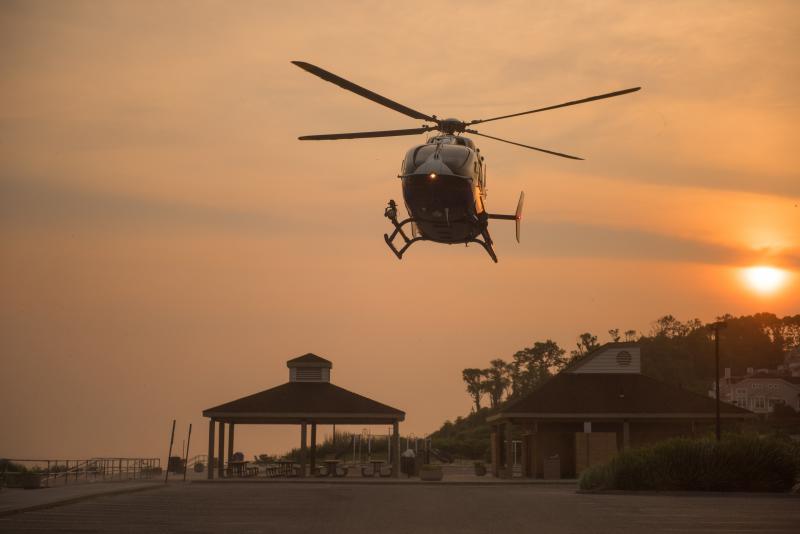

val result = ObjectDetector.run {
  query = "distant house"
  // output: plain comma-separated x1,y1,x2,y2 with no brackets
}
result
487,342,754,479
711,368,800,414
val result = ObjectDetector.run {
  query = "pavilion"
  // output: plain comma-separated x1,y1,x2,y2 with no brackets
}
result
487,343,755,478
202,353,405,478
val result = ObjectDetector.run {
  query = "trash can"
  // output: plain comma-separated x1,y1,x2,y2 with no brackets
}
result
543,454,560,480
167,456,185,474
400,449,416,477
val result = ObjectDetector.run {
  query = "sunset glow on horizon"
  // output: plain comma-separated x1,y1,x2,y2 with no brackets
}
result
742,266,790,295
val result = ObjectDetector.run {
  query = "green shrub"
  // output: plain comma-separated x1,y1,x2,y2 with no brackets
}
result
579,435,799,492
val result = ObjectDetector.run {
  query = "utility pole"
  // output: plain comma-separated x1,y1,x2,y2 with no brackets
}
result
710,321,727,442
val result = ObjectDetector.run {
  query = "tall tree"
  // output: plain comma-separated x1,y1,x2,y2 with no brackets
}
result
650,315,690,338
570,332,599,360
483,359,511,408
624,329,637,342
462,368,485,412
510,340,567,398
608,328,621,342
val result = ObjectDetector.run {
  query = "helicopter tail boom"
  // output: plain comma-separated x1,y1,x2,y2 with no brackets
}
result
487,191,525,243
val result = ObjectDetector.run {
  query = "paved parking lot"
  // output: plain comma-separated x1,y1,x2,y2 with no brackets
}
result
1,482,798,533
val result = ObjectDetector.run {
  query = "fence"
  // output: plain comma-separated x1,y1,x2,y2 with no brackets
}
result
0,457,161,488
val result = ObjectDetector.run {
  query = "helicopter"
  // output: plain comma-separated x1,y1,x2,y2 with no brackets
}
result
292,61,640,262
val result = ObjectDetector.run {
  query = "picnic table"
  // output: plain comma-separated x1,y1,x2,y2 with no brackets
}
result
276,460,298,477
323,459,340,476
226,460,258,478
361,460,387,477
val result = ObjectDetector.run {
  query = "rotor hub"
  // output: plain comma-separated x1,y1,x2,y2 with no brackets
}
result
438,118,466,134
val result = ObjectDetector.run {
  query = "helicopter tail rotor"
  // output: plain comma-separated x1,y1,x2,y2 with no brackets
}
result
486,190,525,243
514,191,524,243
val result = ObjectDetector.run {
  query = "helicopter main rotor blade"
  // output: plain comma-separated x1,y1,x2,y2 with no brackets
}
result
465,129,583,160
299,126,433,140
469,87,641,125
292,61,435,122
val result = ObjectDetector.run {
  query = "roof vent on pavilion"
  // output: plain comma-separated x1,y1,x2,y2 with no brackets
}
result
287,353,332,383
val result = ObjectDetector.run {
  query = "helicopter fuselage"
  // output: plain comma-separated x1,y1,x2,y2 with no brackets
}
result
399,135,487,244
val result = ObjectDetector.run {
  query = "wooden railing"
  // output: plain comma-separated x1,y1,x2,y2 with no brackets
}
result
0,457,161,488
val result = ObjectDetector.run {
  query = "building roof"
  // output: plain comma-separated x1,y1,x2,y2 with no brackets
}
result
730,374,800,385
203,381,404,424
286,353,332,367
561,342,640,374
489,372,752,421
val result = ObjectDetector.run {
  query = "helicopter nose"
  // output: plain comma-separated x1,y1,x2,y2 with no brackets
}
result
416,155,452,177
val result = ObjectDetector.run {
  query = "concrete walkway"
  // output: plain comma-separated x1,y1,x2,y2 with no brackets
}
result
2,482,798,533
195,475,577,485
0,480,164,517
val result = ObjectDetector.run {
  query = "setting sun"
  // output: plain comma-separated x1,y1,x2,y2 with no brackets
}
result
742,266,789,294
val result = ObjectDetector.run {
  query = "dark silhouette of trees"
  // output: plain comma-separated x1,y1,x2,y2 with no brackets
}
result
462,368,485,412
483,359,511,408
570,332,600,361
510,340,567,399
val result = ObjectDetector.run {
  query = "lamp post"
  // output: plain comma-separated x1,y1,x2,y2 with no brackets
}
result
710,321,727,441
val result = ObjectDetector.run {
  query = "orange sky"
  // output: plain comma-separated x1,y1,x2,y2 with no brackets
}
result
1,1,798,460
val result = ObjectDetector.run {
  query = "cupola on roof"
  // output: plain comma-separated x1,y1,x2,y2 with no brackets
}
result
287,353,332,382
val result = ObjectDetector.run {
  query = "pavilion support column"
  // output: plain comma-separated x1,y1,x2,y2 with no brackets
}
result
228,423,235,461
299,422,307,478
521,424,531,478
530,422,539,479
310,423,317,474
217,421,225,479
490,425,500,477
207,419,215,480
391,421,400,478
503,422,513,479
622,420,630,451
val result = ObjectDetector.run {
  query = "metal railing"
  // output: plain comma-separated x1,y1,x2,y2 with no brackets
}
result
0,457,161,488
186,454,207,469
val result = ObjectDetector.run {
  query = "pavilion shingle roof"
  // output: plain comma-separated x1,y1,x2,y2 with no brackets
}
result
203,381,404,417
498,373,752,416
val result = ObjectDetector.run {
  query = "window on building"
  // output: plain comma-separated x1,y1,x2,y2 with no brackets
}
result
768,398,784,409
752,397,766,409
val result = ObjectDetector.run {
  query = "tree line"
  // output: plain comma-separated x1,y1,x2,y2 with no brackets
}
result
462,313,800,411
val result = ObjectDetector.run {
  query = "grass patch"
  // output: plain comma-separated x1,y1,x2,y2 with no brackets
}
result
579,435,800,492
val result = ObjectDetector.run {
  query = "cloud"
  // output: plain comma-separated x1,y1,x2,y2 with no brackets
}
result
510,218,799,269
0,176,284,235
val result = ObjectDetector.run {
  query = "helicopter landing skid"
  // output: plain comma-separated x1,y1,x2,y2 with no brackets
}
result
383,217,423,260
382,212,499,263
